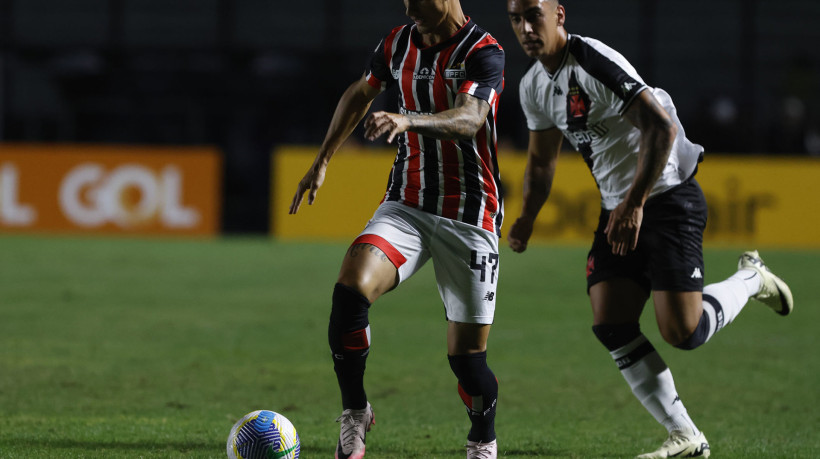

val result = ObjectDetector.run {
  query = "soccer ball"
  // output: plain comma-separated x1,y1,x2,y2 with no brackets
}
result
227,410,301,459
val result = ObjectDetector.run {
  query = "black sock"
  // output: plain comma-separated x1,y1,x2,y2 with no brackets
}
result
448,352,498,442
329,283,371,410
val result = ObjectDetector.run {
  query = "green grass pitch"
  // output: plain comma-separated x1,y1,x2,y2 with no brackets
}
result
0,235,817,458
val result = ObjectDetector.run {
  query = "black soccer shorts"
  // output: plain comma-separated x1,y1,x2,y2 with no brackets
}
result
586,177,708,294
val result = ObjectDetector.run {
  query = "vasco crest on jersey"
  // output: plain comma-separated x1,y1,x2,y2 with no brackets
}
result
566,70,591,131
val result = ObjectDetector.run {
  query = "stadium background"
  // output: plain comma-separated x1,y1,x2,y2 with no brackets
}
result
0,0,819,239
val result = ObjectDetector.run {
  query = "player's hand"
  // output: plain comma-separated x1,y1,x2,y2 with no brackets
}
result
364,111,410,144
604,202,643,256
507,216,535,253
289,159,327,214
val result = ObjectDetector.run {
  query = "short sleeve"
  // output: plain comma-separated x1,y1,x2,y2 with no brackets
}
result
568,36,647,115
519,72,555,131
365,39,394,92
458,45,504,105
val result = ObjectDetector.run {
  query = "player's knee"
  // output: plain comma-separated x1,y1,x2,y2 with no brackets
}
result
592,322,641,351
658,319,700,348
336,271,371,299
328,283,372,355
673,313,710,351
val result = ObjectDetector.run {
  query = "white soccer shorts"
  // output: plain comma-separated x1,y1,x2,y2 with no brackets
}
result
353,201,499,324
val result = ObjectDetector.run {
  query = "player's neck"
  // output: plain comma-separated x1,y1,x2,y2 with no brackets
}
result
538,28,568,74
418,13,467,47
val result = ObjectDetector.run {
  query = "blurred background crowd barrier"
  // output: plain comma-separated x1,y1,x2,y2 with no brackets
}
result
0,0,818,236
273,147,820,249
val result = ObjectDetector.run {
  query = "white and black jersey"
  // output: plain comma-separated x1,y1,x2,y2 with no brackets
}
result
519,34,703,210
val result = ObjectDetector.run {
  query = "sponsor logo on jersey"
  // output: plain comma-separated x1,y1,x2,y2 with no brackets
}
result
413,67,436,80
567,120,609,145
621,81,637,96
691,267,703,279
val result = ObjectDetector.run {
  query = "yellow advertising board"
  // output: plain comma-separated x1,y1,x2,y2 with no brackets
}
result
273,147,392,240
0,143,222,236
273,146,820,248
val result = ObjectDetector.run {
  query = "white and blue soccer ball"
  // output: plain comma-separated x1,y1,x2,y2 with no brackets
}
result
227,410,301,459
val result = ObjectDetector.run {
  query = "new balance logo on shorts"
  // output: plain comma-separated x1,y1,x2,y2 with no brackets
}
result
690,267,703,279
483,291,495,301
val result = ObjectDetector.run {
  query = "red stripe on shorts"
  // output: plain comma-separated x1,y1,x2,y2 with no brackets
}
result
352,234,407,269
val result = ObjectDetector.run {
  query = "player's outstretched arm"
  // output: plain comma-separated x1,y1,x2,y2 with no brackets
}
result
290,76,380,214
364,93,490,143
508,127,563,253
604,90,677,255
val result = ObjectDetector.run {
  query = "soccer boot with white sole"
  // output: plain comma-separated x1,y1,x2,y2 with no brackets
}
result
466,439,497,459
636,430,710,458
738,250,794,316
335,402,375,459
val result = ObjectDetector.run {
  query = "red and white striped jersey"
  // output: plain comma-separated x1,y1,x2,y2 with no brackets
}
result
365,18,505,235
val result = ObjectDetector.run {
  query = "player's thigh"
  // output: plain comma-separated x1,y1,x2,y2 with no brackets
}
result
642,179,707,341
430,219,499,326
338,244,400,303
587,209,650,324
643,178,707,292
589,278,649,325
339,203,431,303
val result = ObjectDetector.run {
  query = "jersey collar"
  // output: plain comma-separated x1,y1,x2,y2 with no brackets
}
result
544,33,572,81
410,17,474,53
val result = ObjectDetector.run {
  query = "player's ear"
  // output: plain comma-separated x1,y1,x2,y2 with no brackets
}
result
556,4,566,27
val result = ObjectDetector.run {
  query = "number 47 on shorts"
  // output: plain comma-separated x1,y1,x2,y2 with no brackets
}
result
470,250,499,284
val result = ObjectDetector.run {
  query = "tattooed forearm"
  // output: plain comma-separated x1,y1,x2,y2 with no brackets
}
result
406,94,490,140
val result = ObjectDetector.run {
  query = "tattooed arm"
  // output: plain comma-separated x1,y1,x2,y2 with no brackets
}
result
604,89,678,255
363,93,491,143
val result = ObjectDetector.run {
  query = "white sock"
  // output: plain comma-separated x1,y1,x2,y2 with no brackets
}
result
736,268,762,296
610,334,700,436
700,269,759,342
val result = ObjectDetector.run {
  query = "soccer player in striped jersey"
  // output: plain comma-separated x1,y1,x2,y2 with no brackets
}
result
290,1,504,458
505,1,794,458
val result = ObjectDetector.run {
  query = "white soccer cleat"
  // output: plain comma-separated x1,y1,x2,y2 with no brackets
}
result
738,250,794,316
636,430,710,458
335,402,375,459
466,439,497,459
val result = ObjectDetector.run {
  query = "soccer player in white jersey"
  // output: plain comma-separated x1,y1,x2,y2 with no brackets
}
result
505,0,794,457
290,1,504,458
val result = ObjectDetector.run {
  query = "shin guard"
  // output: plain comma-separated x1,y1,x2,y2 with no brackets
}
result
329,283,371,409
448,352,498,443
